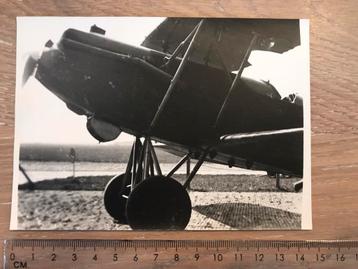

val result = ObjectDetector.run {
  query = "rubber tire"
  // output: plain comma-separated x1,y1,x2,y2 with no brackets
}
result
103,173,131,223
126,176,191,230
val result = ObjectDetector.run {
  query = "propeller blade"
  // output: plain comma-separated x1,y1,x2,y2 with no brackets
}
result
22,52,40,86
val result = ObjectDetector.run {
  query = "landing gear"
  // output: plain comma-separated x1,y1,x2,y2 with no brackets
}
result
103,19,205,230
126,176,191,230
103,136,206,230
103,173,131,223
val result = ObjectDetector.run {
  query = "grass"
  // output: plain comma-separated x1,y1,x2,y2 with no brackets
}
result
18,174,300,192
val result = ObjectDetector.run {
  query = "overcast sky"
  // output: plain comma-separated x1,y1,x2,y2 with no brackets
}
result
16,17,309,145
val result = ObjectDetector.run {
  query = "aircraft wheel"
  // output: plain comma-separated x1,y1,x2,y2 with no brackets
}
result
103,173,131,223
126,176,192,230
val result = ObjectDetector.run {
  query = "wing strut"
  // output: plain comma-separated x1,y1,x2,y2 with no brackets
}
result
149,19,205,132
162,23,200,68
213,33,259,128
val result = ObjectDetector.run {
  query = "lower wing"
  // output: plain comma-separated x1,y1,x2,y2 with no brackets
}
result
157,128,303,177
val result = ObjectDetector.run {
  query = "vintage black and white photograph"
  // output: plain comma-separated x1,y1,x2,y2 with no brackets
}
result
11,17,311,230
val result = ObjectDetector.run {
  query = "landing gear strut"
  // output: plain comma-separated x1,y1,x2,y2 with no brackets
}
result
103,137,203,230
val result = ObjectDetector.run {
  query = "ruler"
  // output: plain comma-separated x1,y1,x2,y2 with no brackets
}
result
3,239,358,268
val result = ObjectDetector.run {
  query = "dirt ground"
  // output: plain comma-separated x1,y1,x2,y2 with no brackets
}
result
16,175,302,230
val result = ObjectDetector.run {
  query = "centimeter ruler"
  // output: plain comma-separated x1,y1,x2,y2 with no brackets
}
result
3,239,358,269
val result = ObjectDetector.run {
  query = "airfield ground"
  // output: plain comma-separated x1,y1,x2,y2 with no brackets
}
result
17,174,302,230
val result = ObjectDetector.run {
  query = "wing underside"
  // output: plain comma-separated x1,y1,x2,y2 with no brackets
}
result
156,128,303,177
141,18,300,71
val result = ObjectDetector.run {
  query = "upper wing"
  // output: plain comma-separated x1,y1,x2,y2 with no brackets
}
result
141,18,300,71
156,127,303,177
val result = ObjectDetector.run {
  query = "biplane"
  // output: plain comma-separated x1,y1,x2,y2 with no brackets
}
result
22,18,304,230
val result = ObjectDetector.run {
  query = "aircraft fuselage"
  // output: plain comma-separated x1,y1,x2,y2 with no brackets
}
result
34,29,303,175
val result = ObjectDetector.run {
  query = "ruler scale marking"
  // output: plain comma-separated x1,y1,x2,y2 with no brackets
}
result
4,239,358,268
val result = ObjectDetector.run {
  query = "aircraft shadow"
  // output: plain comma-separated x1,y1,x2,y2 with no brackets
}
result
193,203,301,229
